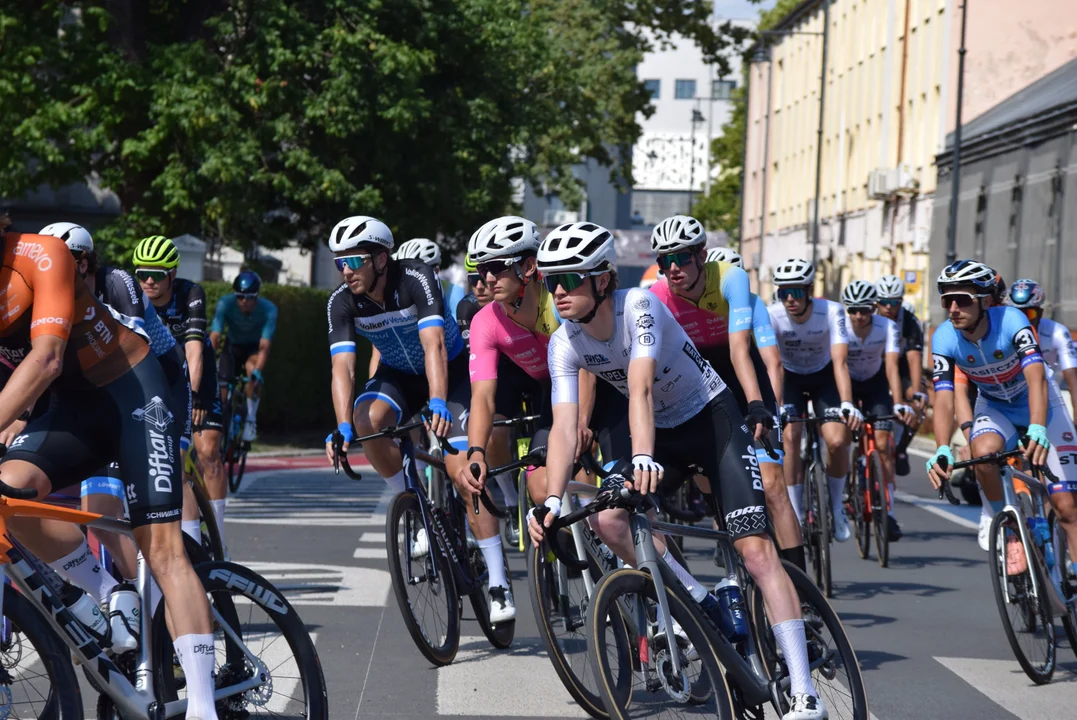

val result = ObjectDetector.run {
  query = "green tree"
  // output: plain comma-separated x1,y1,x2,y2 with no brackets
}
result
1,1,751,263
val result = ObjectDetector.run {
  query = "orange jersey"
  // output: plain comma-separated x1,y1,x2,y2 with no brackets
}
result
0,233,148,387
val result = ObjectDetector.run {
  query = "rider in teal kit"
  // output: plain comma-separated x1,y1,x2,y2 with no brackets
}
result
209,270,278,442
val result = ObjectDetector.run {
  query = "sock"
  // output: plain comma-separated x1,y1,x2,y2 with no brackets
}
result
211,499,227,544
477,536,508,589
495,473,519,507
384,470,406,495
787,485,805,525
173,633,219,720
828,475,847,516
980,486,992,519
887,483,896,515
772,619,816,697
779,546,807,574
182,520,202,543
246,396,259,422
51,541,113,604
663,549,708,603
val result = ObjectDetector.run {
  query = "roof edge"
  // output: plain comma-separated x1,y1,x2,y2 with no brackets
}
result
768,0,824,33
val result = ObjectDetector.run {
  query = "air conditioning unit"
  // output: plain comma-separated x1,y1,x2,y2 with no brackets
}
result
889,163,920,195
868,169,890,200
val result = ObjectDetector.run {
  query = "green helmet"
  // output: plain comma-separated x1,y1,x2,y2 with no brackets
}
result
133,235,180,269
464,252,477,274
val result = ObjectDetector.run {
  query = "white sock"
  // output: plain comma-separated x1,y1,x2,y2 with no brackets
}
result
495,473,519,506
477,536,508,589
51,541,114,604
828,475,846,516
979,485,991,519
182,519,202,543
384,470,406,495
663,549,708,603
136,553,164,616
246,396,259,422
173,633,219,720
887,483,896,516
210,499,227,544
787,485,805,525
772,619,816,697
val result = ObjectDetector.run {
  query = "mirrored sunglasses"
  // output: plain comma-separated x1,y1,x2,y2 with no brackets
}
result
656,251,696,270
334,254,371,272
777,287,807,301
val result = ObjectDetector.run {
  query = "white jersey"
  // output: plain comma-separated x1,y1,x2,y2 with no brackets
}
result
1037,318,1077,374
767,298,849,375
846,315,900,382
548,288,726,428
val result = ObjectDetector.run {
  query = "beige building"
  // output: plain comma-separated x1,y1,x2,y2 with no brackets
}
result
740,0,1077,320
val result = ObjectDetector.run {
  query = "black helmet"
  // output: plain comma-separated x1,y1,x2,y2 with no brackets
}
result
233,270,262,294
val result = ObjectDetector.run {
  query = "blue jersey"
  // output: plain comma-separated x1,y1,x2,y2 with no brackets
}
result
211,294,278,345
442,281,465,320
931,306,1044,402
749,293,776,349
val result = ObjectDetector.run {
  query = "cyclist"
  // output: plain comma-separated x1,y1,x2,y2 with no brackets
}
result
927,260,1077,568
1008,278,1077,416
874,274,926,476
769,258,861,543
841,280,912,541
133,235,229,545
528,221,827,720
454,252,488,351
647,222,803,571
396,237,466,318
209,270,277,442
0,216,220,720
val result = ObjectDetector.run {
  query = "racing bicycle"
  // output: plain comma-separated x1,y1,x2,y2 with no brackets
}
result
848,414,897,567
785,415,834,597
220,373,252,493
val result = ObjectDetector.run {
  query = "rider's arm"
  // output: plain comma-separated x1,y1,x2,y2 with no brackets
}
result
254,338,271,373
253,302,275,372
209,295,227,352
185,283,209,392
408,264,450,403
752,295,783,407
331,352,357,428
1046,320,1077,406
627,356,657,458
418,326,449,403
828,302,854,402
931,350,957,450
185,339,204,394
724,267,762,403
885,352,903,409
577,369,597,428
327,290,359,428
954,372,973,439
0,335,65,431
760,345,784,408
904,312,925,401
546,331,582,500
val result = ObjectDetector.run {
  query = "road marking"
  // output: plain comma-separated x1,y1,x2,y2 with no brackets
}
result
936,656,1077,719
227,468,393,527
359,532,385,543
894,490,980,530
242,561,391,607
353,547,387,559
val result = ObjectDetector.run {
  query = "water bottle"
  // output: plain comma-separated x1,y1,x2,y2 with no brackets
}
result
60,584,110,646
1028,517,1056,571
713,577,748,642
107,583,141,653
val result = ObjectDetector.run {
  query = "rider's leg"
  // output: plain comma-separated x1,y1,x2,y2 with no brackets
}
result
969,432,1005,507
181,477,202,542
353,399,405,488
194,430,228,541
875,428,895,511
244,352,261,438
783,421,805,523
820,419,852,512
1041,389,1077,557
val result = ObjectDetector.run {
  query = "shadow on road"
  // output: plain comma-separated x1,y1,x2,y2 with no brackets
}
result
853,649,907,671
887,555,982,570
900,529,977,542
834,611,897,629
835,580,955,600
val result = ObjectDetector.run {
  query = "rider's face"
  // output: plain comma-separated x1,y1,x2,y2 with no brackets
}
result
551,273,607,320
336,251,382,294
779,287,810,315
237,295,258,312
847,306,874,330
659,248,702,293
137,269,173,300
470,275,493,306
490,259,533,304
941,287,983,330
875,300,900,320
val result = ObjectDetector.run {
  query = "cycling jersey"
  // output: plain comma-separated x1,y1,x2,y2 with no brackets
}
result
0,233,148,388
455,294,480,352
548,288,726,428
468,287,561,382
894,306,925,380
768,298,849,375
94,266,176,357
150,278,208,345
326,260,464,373
932,306,1044,402
648,261,753,349
443,280,465,320
1037,318,1077,373
846,315,900,382
210,293,278,344
750,294,777,348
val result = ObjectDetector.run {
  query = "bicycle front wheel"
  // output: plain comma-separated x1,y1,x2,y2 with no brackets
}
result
589,568,733,720
1052,514,1077,655
191,477,227,562
469,540,515,650
869,452,889,568
807,462,833,598
852,453,870,561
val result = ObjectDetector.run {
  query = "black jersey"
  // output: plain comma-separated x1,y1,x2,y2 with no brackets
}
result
150,278,208,345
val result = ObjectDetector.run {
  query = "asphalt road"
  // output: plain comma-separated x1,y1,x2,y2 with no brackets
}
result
87,447,1077,719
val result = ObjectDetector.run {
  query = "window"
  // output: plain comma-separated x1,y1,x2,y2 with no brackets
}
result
712,79,737,100
643,79,660,100
674,79,696,100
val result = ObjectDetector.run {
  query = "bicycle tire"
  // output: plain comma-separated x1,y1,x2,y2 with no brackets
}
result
386,492,461,666
588,568,735,720
1051,514,1077,655
869,452,888,568
852,452,870,561
469,541,516,650
988,511,1055,684
811,462,833,598
191,477,227,562
750,560,869,720
0,584,81,720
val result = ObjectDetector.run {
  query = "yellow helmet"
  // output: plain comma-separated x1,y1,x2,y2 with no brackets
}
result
133,235,180,269
464,252,477,274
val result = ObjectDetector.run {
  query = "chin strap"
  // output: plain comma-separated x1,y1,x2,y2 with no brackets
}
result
682,255,704,294
576,276,609,325
791,297,812,318
511,263,529,312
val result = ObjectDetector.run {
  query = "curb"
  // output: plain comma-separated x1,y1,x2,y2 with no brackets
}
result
247,448,324,459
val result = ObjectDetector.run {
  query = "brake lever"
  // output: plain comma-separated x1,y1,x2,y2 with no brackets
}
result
934,457,960,505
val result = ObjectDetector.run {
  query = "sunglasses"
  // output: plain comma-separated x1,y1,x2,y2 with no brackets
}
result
940,293,980,309
847,306,874,315
1021,306,1043,322
876,298,902,308
467,273,484,287
236,293,258,300
656,251,697,270
334,254,372,272
542,271,603,293
475,257,521,279
135,269,169,283
777,287,807,301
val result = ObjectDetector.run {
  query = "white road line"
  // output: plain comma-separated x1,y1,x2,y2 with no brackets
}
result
359,532,385,543
353,548,387,559
936,656,1077,720
242,561,391,607
894,491,979,530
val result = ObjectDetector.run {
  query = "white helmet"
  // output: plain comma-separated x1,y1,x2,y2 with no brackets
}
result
328,215,394,252
936,259,996,293
40,222,93,254
468,216,540,263
841,280,878,307
538,222,616,274
395,238,441,266
706,247,743,268
875,274,904,299
650,215,705,254
772,257,815,287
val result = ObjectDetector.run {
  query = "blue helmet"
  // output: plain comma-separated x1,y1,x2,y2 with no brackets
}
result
1007,278,1045,308
233,270,262,294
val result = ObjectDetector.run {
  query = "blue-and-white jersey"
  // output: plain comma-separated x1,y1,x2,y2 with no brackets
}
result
94,265,176,357
327,260,464,373
749,293,776,349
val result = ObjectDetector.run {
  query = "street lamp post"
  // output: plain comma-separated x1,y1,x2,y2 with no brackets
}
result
688,107,706,213
811,0,831,271
946,0,969,265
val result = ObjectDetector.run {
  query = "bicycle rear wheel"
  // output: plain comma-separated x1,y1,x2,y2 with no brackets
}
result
869,452,889,568
469,540,516,650
988,511,1055,684
386,492,461,666
1052,515,1077,655
588,568,734,720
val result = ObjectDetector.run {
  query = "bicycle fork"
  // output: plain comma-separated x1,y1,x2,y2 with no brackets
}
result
1000,476,1068,616
630,515,685,683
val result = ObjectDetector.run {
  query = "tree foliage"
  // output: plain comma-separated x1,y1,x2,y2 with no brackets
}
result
0,1,751,263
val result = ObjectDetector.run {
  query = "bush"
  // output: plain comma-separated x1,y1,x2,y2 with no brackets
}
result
203,282,372,434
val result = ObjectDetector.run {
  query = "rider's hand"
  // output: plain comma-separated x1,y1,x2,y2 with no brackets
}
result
191,394,206,430
426,398,452,438
630,454,664,496
527,496,561,547
779,404,796,427
911,391,928,411
1023,424,1051,467
459,451,486,495
576,426,594,462
325,422,354,463
840,401,863,432
251,368,265,388
926,445,955,490
0,419,26,447
894,403,914,425
745,400,773,441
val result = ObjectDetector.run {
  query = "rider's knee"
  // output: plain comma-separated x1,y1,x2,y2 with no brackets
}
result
737,535,777,577
823,430,848,455
1051,491,1077,524
590,508,629,543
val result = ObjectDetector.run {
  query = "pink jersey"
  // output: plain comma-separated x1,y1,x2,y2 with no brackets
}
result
468,291,562,382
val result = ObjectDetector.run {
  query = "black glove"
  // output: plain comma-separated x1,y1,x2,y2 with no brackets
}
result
191,394,205,412
745,400,774,432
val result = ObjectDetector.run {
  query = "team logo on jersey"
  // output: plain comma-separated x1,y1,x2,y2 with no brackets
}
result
599,369,627,383
636,314,655,330
1064,431,1074,442
638,333,655,346
131,396,174,433
994,349,1004,359
967,355,976,364
583,353,610,365
1013,327,1038,353
932,355,950,374
634,296,651,311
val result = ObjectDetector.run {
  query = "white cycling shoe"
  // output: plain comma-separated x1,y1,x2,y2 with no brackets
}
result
832,508,852,543
410,528,430,559
978,513,991,552
242,420,257,442
488,586,516,624
784,693,828,720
